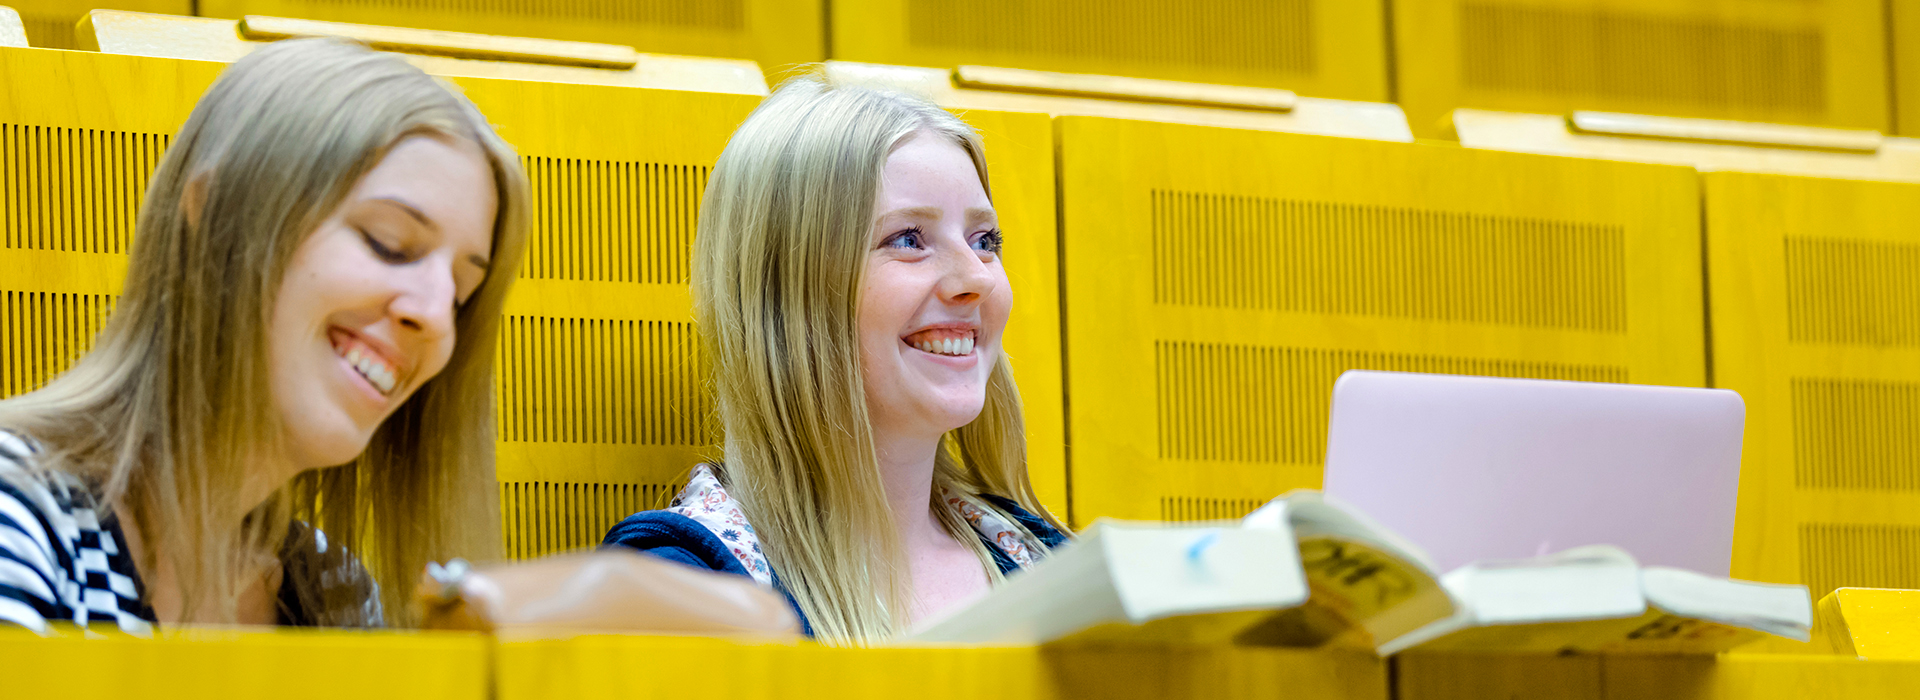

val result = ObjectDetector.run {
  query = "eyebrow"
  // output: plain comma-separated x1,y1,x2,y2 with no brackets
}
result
875,206,999,223
371,197,438,230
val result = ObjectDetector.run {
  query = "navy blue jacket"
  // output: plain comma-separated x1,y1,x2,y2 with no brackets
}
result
602,494,1068,637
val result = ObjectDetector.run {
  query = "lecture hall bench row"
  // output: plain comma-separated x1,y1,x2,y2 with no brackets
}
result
7,0,1920,138
3,10,1920,611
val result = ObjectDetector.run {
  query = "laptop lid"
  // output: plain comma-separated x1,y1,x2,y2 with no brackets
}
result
1320,371,1745,576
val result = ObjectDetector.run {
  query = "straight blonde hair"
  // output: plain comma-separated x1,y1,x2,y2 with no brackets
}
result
694,75,1063,644
0,38,529,626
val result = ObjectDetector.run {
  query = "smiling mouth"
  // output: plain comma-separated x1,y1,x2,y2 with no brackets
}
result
904,328,976,357
330,330,399,396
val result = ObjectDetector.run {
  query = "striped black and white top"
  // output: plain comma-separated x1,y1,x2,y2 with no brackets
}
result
0,430,384,634
0,431,156,634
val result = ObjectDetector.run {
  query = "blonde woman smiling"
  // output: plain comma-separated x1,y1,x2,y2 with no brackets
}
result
604,76,1067,644
0,39,527,631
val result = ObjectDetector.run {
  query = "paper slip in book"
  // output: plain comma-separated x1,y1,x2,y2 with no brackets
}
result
1377,545,1814,655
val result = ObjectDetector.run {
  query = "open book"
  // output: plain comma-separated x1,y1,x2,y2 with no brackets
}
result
909,492,1453,645
1376,545,1813,654
911,491,1811,654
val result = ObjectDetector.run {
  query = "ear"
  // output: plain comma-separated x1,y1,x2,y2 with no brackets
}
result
181,172,210,229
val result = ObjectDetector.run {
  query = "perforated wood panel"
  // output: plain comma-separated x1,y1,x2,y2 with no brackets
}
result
1707,172,1920,591
833,0,1386,101
431,80,756,558
1060,117,1704,525
1395,0,1889,138
1800,523,1920,601
0,48,213,405
2,123,168,254
0,291,117,398
199,0,822,73
499,480,680,559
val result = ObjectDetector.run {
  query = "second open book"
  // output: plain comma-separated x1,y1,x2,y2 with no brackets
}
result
910,492,1812,654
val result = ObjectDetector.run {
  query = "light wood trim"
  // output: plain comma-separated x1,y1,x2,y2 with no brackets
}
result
0,7,27,48
239,15,639,69
1568,111,1883,153
952,65,1295,112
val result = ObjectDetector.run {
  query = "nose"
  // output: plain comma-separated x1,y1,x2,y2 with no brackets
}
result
388,254,459,340
936,242,994,306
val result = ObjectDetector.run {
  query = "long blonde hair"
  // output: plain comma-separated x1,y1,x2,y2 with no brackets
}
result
0,38,529,626
694,75,1062,644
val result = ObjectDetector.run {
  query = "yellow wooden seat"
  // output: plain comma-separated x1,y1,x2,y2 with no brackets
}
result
1056,116,1707,524
81,10,767,95
830,0,1386,104
1395,0,1890,138
1448,109,1920,184
823,62,1413,142
1705,172,1920,600
196,0,819,74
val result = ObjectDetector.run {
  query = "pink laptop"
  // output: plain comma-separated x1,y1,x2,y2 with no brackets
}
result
1320,371,1745,576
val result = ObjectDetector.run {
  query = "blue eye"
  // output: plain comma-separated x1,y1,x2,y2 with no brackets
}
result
972,229,1004,254
885,227,925,250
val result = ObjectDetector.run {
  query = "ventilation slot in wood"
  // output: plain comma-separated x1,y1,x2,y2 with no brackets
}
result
1792,378,1920,490
1152,191,1626,332
1799,523,1920,602
1460,4,1824,114
2,123,169,254
500,480,680,560
302,0,745,29
1786,238,1920,347
496,316,712,445
907,0,1313,75
1156,342,1626,464
1160,496,1265,523
1,291,117,399
523,158,706,284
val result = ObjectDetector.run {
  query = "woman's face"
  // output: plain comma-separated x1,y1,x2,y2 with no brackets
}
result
268,135,497,470
859,132,1011,448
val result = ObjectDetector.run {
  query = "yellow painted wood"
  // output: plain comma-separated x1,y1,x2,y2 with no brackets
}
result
1896,1,1920,137
1704,173,1920,598
958,109,1069,521
199,0,822,75
1817,588,1920,660
831,0,1387,102
5,0,186,50
1057,116,1705,526
824,61,1413,142
1396,0,1891,139
0,626,488,700
1401,652,1920,700
495,635,1387,700
1452,109,1920,183
1566,112,1882,153
952,65,1297,112
83,11,768,95
239,14,642,68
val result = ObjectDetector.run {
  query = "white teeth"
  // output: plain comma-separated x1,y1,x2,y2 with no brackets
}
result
342,345,396,395
911,335,976,356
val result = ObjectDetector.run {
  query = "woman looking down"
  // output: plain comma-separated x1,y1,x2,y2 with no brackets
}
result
604,76,1067,644
0,38,528,632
